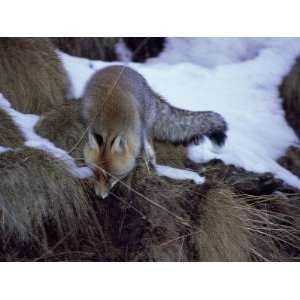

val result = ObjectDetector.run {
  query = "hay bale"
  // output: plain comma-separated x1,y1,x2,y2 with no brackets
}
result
0,108,24,148
280,57,300,137
51,38,120,61
35,101,86,163
0,147,106,261
0,38,69,114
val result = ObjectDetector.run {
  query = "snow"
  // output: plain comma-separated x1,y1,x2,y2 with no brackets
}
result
59,38,300,189
155,165,205,184
147,38,267,68
147,38,300,69
0,94,93,179
0,146,11,153
57,51,111,99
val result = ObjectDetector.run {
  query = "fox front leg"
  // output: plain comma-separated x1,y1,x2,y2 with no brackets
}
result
142,133,156,170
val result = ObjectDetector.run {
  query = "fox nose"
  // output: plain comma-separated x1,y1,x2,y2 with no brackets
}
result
100,191,109,199
95,188,109,199
94,185,109,199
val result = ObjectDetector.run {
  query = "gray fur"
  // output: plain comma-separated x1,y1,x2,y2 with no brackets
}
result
153,95,227,146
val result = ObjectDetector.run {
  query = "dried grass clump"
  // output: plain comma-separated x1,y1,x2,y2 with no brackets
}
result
35,101,86,163
127,163,204,261
105,142,300,261
0,147,106,261
0,108,24,148
192,187,253,261
0,38,69,114
193,187,300,261
51,37,165,63
123,37,165,62
280,57,300,137
51,38,120,61
278,146,300,179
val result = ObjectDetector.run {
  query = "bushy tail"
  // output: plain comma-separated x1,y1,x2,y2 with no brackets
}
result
153,95,228,147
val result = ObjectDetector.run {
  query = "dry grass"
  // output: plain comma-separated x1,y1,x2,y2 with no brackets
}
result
0,109,24,148
0,147,107,261
120,158,300,261
193,187,300,261
278,146,300,179
51,37,166,62
123,38,165,62
51,38,120,61
0,147,88,238
0,38,69,114
0,144,299,261
35,101,86,163
9,104,298,261
280,57,300,137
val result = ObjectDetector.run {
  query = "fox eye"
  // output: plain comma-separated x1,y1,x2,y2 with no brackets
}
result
94,133,103,146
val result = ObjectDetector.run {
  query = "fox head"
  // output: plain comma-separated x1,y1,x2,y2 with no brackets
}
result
84,131,137,199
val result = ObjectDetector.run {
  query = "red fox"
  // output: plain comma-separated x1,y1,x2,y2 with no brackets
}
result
82,65,227,198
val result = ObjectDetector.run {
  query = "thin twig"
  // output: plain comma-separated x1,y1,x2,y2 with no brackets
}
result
177,237,185,262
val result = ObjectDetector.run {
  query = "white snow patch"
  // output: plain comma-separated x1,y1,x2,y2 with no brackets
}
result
0,146,11,153
147,38,300,68
155,164,205,184
0,94,92,179
147,38,266,68
59,38,300,188
57,51,112,99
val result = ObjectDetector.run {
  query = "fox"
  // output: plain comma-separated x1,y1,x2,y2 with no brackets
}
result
81,65,227,199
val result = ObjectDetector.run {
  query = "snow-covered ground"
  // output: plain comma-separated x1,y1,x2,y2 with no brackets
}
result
155,164,205,184
60,38,300,188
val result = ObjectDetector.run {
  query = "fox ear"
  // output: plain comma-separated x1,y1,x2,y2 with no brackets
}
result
112,135,127,153
88,131,99,150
